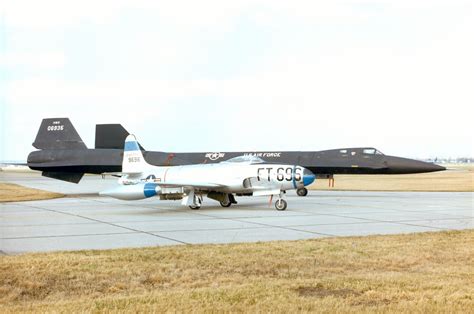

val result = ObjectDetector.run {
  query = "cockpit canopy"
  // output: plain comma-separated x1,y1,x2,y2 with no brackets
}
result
362,148,384,155
338,148,384,156
222,155,266,164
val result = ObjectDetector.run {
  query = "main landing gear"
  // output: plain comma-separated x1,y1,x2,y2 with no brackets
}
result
220,199,231,207
189,195,203,210
297,188,308,197
220,194,237,208
190,194,238,209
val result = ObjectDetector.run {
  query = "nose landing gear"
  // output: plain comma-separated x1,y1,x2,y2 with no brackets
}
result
275,199,287,211
272,191,288,211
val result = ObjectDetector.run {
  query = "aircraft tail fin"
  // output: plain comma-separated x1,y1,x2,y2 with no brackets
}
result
122,135,149,174
95,124,145,150
33,118,87,150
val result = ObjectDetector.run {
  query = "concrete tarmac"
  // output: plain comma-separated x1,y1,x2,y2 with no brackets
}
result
1,172,473,254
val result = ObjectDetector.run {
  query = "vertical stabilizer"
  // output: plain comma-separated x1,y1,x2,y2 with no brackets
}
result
95,124,145,150
33,118,87,150
122,135,148,173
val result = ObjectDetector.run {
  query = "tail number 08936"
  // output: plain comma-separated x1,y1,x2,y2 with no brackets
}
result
47,125,64,131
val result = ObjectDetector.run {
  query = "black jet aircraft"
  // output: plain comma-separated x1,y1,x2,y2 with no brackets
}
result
27,118,445,196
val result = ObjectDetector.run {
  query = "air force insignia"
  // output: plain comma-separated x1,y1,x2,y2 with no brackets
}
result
205,152,225,161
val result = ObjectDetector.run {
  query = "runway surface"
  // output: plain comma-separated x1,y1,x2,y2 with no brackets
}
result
1,172,473,254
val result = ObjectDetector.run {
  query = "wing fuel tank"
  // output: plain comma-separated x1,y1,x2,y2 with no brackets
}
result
99,183,161,200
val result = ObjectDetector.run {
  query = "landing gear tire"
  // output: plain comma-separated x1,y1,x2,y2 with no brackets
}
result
297,188,308,197
219,194,234,207
275,199,287,211
189,195,202,210
220,200,232,207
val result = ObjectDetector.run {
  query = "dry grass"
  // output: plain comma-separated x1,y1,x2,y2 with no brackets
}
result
1,230,473,312
0,183,63,202
310,165,474,192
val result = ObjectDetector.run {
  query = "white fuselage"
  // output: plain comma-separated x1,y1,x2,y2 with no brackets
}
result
100,135,316,209
122,162,305,194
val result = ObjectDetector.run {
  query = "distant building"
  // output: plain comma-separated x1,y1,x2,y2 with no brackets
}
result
422,157,473,164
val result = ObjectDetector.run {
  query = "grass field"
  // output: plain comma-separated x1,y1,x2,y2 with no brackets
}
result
310,165,474,192
0,183,63,202
1,230,473,312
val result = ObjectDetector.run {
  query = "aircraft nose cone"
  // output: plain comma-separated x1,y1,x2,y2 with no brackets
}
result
385,156,446,174
303,169,316,186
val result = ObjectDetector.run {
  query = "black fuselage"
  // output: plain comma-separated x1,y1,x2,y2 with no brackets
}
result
28,147,445,183
26,119,446,184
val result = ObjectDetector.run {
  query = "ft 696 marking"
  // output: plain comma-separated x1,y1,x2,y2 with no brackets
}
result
257,167,302,182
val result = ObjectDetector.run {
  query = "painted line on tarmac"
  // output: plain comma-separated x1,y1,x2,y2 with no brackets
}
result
20,204,189,245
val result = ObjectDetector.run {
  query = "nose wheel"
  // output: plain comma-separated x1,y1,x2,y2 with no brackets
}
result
275,199,287,211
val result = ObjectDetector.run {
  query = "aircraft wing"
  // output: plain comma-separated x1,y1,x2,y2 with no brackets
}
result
102,172,142,176
154,181,226,189
157,179,280,195
102,171,226,189
242,177,283,196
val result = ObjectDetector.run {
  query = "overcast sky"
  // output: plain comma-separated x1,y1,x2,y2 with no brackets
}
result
1,0,473,161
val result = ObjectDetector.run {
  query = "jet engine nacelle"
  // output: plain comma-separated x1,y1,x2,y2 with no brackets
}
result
99,183,160,200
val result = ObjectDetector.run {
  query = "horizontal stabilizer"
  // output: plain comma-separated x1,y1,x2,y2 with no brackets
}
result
95,124,145,150
42,171,84,183
33,118,87,150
